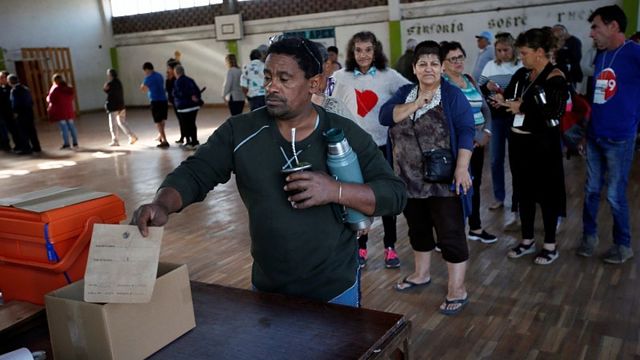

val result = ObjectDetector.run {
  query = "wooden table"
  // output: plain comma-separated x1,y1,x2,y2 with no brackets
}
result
0,282,411,359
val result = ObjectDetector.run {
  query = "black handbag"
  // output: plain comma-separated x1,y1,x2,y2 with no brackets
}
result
412,114,455,183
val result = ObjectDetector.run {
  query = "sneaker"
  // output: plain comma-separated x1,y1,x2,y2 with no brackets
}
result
468,230,498,244
434,245,441,252
175,138,184,144
358,248,368,268
129,135,138,145
60,144,71,150
576,234,599,257
602,244,634,264
157,141,170,148
109,140,120,147
384,247,401,268
489,201,504,210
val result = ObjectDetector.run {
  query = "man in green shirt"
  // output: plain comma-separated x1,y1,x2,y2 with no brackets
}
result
132,37,407,307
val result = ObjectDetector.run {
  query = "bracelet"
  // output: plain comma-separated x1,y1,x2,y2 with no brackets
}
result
338,182,342,204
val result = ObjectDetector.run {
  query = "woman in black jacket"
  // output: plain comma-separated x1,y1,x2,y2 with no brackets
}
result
491,28,568,265
104,68,137,146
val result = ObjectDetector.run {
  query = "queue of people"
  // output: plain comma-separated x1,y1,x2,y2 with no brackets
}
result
1,3,636,317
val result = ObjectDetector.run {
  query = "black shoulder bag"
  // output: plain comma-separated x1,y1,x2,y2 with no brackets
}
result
412,113,455,183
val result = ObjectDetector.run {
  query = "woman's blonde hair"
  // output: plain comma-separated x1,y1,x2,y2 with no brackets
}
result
494,32,519,66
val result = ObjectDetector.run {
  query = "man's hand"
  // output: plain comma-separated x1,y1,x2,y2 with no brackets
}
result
284,171,338,209
130,203,170,237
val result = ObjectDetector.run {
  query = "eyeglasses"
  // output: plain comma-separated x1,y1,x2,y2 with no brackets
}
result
268,35,323,75
446,55,465,63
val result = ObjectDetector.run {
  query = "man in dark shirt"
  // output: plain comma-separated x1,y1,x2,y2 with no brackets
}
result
0,71,16,151
8,74,40,154
393,38,418,83
553,24,583,89
132,37,407,307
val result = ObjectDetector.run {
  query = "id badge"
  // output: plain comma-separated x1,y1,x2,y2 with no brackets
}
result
594,79,607,104
513,114,525,127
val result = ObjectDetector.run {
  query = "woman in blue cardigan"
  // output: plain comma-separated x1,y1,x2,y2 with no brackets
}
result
379,40,475,315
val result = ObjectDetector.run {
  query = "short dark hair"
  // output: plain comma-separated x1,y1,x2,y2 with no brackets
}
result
267,37,323,79
142,62,154,71
344,31,388,72
439,41,466,59
107,68,118,78
327,46,338,54
413,40,442,65
166,58,180,69
515,28,557,56
250,49,262,61
589,5,627,33
1,71,9,77
8,74,18,85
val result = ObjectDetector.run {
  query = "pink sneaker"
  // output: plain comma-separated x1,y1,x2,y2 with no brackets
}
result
384,247,401,268
358,248,368,268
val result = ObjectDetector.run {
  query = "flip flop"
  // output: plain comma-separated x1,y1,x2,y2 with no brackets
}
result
395,276,431,291
439,295,469,315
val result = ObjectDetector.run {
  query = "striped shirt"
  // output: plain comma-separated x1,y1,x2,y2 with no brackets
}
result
478,60,523,94
443,73,485,126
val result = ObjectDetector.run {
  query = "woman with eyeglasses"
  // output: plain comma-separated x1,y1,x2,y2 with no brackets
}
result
441,41,497,245
478,32,523,225
491,28,568,265
380,40,474,315
332,31,411,269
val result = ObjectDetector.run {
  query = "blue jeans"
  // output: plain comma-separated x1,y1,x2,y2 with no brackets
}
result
490,115,511,203
583,136,636,247
329,268,360,308
58,119,78,146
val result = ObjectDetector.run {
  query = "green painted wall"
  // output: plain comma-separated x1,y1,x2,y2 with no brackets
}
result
388,20,402,65
622,0,638,36
110,47,119,70
226,40,238,56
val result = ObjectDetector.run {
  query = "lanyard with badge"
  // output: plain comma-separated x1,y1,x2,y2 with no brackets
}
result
512,72,539,127
594,41,629,104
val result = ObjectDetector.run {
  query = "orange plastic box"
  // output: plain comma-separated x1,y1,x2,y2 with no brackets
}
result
0,187,126,305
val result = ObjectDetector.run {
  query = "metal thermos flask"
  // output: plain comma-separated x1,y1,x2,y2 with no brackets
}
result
324,128,372,231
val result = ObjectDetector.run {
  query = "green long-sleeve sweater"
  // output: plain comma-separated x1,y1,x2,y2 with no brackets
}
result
161,105,407,301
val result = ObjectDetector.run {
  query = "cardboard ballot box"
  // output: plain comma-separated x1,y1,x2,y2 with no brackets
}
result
0,187,126,305
45,263,196,360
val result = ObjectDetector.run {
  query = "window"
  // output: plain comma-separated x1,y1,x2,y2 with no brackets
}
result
110,0,245,17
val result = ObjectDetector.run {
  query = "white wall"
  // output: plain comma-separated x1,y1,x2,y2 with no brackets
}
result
0,0,114,111
117,39,229,106
400,0,619,72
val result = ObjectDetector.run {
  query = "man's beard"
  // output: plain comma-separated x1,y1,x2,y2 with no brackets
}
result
266,95,291,118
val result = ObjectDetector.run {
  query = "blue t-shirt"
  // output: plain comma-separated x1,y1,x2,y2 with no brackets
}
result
590,41,640,140
143,71,167,102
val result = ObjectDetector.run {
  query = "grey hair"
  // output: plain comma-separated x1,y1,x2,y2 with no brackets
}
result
175,64,185,76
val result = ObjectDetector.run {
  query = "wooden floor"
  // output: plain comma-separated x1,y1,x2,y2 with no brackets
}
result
1,107,639,359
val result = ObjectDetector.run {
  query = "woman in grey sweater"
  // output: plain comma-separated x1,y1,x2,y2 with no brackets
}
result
222,54,246,116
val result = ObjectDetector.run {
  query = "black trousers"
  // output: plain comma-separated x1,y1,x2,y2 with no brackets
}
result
359,146,397,249
173,106,186,140
509,129,565,244
468,145,485,230
403,197,469,263
228,101,245,116
179,110,199,145
16,110,40,152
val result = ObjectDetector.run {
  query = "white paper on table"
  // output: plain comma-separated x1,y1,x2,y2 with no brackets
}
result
0,348,34,360
84,224,163,303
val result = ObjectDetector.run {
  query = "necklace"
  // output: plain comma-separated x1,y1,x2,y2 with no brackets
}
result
601,40,630,70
